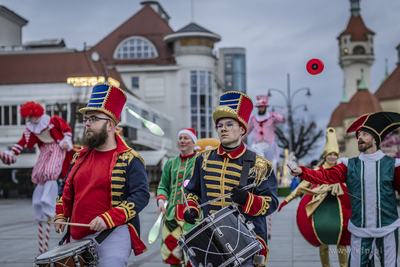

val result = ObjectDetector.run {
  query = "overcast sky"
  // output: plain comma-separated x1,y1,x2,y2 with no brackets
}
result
2,0,400,162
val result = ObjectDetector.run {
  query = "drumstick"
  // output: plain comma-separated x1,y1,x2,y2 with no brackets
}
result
49,221,91,227
181,187,191,212
197,183,256,208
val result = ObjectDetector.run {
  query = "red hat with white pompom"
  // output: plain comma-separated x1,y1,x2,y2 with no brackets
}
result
178,128,197,144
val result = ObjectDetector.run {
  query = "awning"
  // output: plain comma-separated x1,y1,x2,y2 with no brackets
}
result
138,150,167,166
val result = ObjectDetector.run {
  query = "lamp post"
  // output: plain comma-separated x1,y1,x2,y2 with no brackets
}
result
267,73,311,153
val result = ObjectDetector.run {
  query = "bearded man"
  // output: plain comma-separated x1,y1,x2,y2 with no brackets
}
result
54,83,150,267
290,111,400,267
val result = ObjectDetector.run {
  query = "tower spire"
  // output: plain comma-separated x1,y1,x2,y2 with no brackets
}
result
381,58,389,85
357,69,368,90
397,43,400,66
350,0,361,16
191,0,195,22
341,81,349,103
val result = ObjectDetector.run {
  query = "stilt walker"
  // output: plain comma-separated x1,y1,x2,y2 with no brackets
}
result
2,101,73,252
242,95,285,240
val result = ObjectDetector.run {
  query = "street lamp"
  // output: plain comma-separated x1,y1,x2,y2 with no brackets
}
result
267,73,311,153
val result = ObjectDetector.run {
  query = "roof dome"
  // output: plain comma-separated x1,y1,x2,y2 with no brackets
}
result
164,22,221,43
328,102,349,127
344,90,382,118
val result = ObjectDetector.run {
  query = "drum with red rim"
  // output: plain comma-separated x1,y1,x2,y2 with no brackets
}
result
34,239,98,267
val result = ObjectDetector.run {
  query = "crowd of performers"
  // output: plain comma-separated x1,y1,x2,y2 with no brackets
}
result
1,83,400,267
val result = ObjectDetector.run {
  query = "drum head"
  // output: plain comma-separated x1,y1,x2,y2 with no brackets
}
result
36,239,92,260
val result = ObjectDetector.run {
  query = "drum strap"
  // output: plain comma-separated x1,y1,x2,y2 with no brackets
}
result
59,230,70,246
239,149,256,186
59,227,116,246
94,227,116,245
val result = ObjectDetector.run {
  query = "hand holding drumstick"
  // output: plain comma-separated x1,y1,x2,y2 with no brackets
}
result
54,216,106,233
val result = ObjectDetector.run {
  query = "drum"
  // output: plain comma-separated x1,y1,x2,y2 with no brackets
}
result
34,239,98,267
178,204,262,267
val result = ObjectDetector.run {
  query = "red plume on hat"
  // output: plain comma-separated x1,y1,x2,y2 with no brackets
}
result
20,101,44,118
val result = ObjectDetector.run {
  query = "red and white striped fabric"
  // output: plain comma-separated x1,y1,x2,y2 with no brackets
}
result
31,142,66,185
38,221,50,253
0,151,16,165
267,214,272,239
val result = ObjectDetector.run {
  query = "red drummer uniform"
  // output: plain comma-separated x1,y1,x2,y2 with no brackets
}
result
56,83,150,257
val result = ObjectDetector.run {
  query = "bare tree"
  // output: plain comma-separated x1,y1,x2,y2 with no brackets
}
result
275,121,323,160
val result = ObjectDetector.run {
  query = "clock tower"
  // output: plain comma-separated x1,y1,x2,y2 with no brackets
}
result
337,0,375,99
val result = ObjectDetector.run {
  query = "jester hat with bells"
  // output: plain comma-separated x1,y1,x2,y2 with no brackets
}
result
213,91,253,135
346,111,400,147
323,128,340,158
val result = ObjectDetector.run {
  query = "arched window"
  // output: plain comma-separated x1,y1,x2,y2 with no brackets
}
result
114,36,158,59
353,46,365,55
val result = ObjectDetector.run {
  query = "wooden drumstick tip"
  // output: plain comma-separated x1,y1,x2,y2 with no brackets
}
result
59,229,63,235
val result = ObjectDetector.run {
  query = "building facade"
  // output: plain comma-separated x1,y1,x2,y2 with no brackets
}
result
0,1,242,196
217,47,247,94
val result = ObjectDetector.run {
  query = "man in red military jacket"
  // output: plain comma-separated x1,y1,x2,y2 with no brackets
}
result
55,83,150,267
2,101,73,253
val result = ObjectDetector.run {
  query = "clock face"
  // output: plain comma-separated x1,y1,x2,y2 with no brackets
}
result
343,48,349,55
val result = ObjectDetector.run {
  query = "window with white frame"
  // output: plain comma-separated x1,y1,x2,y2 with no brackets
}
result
190,70,214,139
45,103,68,121
114,36,158,60
0,105,19,126
131,76,139,89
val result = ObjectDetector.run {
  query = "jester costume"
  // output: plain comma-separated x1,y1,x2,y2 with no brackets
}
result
299,112,400,267
157,152,200,266
283,128,351,267
184,91,279,266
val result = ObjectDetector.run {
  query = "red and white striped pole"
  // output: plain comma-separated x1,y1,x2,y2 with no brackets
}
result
38,222,44,253
267,214,272,239
44,221,50,252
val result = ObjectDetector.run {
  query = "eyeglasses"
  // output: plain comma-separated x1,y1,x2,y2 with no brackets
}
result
215,121,237,131
83,116,111,124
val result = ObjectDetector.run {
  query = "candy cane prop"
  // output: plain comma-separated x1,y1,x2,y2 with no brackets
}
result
267,214,272,239
38,222,44,253
0,151,16,165
44,221,50,252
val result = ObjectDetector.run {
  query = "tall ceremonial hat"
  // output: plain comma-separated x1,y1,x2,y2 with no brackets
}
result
323,127,339,158
79,83,127,124
212,91,253,134
255,95,270,107
346,111,400,147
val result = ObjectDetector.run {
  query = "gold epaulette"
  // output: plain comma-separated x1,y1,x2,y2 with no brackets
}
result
119,149,145,166
200,146,218,170
71,152,80,164
255,155,272,169
250,156,273,185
